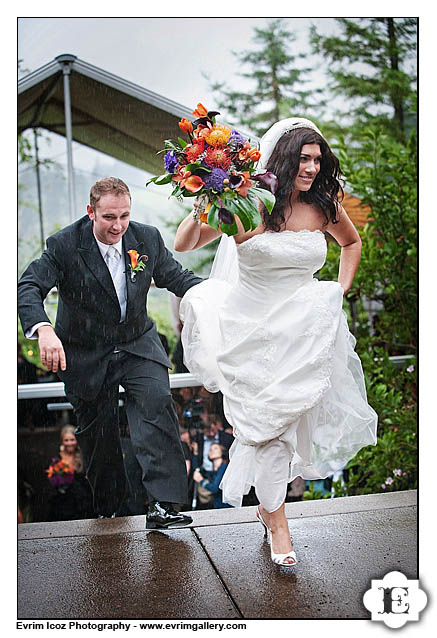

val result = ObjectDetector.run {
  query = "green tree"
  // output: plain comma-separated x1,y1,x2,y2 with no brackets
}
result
209,18,324,136
311,18,417,141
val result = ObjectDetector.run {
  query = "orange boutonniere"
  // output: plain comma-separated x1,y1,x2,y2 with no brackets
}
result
127,250,148,282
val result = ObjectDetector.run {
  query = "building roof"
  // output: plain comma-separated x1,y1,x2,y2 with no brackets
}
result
18,54,196,176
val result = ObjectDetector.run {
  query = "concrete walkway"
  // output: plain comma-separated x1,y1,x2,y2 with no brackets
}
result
18,490,416,620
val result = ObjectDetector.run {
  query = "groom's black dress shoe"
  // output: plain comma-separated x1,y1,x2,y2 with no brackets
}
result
146,501,193,529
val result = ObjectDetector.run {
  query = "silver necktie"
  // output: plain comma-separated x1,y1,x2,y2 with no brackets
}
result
105,245,120,279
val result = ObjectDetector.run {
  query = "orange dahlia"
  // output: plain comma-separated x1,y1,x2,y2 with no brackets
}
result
205,124,232,147
185,138,205,162
205,146,232,169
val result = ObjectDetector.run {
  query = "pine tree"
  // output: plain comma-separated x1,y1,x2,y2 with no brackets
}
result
209,19,324,137
310,18,417,141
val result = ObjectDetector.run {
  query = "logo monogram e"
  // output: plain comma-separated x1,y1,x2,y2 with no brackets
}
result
363,571,427,628
379,586,410,615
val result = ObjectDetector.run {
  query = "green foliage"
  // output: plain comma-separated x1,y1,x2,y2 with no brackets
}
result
209,18,325,136
316,123,417,498
310,18,417,141
307,353,417,500
303,481,331,501
344,128,416,352
18,320,45,371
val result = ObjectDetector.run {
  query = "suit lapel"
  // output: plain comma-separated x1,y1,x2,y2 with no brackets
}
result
77,221,120,309
123,227,146,321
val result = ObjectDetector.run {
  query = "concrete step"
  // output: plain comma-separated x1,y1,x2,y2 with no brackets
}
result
18,490,417,619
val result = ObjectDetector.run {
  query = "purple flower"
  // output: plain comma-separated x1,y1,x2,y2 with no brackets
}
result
253,171,279,194
218,208,235,225
202,167,229,193
406,364,414,373
164,150,178,174
229,129,247,147
381,484,386,489
393,469,402,476
50,475,63,488
385,477,394,485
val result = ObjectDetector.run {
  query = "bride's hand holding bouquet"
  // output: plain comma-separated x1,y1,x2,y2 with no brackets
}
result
146,102,278,237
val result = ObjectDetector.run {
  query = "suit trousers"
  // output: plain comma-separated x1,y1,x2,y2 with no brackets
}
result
66,352,188,517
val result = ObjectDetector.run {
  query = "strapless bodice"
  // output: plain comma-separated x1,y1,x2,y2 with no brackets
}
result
235,229,327,303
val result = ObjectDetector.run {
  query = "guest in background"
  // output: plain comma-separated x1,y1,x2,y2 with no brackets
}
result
193,443,232,509
191,414,234,473
46,425,94,521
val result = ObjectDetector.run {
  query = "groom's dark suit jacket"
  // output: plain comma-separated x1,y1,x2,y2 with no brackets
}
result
18,215,202,400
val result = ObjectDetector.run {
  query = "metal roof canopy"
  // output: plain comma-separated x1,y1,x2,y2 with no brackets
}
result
18,54,197,219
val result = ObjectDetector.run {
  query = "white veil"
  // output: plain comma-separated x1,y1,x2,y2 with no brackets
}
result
209,234,239,284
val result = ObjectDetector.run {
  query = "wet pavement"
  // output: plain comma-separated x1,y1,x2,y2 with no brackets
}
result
18,490,416,619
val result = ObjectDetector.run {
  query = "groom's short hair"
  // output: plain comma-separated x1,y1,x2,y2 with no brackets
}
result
90,177,131,209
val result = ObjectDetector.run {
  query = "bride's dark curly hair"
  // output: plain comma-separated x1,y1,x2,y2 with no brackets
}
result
262,128,344,232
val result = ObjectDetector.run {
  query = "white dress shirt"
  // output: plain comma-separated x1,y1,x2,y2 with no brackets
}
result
26,235,127,339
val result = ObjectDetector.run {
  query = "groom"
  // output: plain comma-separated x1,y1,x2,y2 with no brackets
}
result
18,177,202,527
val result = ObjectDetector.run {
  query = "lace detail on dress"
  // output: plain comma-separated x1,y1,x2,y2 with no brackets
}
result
237,230,327,276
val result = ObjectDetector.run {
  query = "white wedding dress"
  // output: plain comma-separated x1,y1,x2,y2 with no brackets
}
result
180,230,377,510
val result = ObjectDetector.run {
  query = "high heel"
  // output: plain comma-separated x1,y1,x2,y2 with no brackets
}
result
256,506,269,539
256,506,297,567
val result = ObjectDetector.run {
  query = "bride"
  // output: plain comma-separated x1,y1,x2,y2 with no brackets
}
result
174,117,377,567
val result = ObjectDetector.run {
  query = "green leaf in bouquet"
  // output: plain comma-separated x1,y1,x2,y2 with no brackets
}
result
251,186,275,214
231,200,252,232
164,139,183,151
146,174,166,187
170,184,182,197
177,137,188,148
152,173,174,186
219,217,239,236
184,162,211,174
207,203,220,231
233,195,261,230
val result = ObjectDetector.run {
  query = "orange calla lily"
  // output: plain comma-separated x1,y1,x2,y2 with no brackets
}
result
172,168,204,193
235,172,253,198
172,166,191,183
178,118,193,134
192,103,208,118
128,249,139,269
184,175,205,193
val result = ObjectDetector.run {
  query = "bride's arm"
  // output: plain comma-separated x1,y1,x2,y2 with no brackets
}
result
174,204,262,252
326,205,362,295
174,205,222,252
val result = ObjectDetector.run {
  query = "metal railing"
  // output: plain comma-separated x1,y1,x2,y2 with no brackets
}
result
18,373,202,410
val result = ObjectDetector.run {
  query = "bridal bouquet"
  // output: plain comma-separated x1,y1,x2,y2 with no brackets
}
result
146,102,277,236
46,458,74,492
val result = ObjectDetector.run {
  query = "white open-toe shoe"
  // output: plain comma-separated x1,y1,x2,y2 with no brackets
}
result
256,507,297,567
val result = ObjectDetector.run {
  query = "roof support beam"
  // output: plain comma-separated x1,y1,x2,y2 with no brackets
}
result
56,54,77,222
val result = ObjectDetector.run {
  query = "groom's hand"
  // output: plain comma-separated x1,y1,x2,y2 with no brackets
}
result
37,325,67,372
